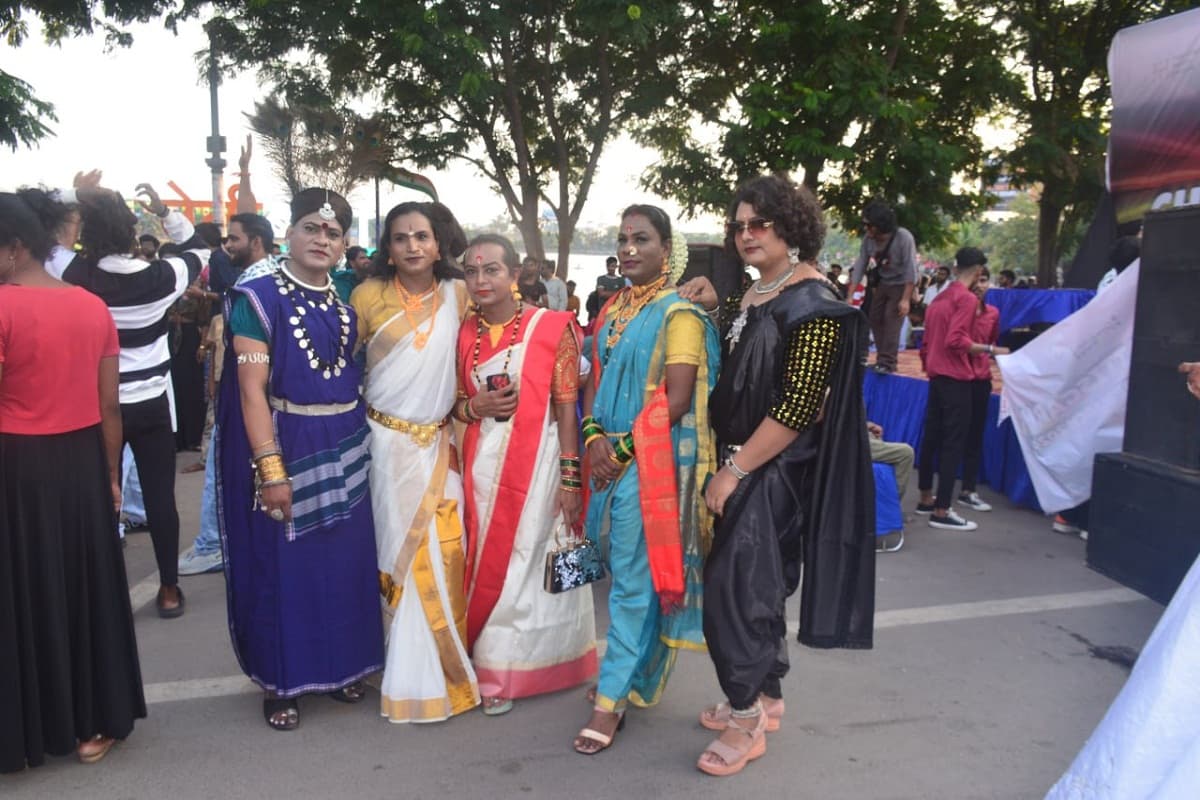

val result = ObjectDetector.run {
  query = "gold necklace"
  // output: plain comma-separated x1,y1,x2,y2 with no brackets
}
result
394,276,439,350
604,273,667,353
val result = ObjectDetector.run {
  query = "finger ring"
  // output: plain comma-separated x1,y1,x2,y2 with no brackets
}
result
607,453,621,465
269,508,285,521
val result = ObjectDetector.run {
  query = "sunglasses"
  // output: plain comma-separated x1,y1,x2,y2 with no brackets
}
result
725,217,774,237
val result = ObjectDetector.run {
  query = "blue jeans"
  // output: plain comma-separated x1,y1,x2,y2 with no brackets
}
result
119,445,146,537
192,424,221,555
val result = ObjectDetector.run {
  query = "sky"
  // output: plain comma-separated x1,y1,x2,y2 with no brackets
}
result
0,16,721,244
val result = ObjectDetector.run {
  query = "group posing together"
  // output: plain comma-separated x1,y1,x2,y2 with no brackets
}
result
1,174,876,778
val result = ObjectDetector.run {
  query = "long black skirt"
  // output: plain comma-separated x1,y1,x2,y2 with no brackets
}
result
0,427,146,773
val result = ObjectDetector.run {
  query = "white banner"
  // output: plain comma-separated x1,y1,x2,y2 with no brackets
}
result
997,262,1139,513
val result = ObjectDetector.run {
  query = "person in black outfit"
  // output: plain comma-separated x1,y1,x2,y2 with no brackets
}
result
62,178,197,617
678,174,875,777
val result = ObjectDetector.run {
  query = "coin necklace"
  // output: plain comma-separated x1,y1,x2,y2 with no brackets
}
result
470,303,525,386
275,266,349,379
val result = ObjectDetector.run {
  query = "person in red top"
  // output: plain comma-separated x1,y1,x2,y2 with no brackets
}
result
958,267,1006,512
916,248,1006,530
0,189,146,771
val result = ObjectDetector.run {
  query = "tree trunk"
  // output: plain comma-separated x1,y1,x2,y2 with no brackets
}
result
515,213,545,262
556,217,574,279
1036,195,1062,288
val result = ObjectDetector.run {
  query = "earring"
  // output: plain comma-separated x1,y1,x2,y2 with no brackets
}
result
511,282,522,303
787,246,800,266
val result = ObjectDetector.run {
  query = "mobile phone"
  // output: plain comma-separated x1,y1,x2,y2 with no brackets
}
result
486,373,513,422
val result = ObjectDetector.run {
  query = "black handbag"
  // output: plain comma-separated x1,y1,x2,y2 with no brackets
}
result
543,524,606,594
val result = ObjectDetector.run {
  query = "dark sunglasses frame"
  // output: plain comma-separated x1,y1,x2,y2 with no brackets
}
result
725,217,774,237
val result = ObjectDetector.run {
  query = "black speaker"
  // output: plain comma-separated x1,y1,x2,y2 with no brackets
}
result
1087,452,1200,605
1125,206,1200,469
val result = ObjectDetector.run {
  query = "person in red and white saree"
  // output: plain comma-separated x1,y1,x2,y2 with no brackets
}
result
454,234,598,716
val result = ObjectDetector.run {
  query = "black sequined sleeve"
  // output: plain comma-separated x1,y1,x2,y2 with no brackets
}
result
768,316,841,431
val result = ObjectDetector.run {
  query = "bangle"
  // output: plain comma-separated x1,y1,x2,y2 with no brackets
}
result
725,455,750,480
584,432,606,448
254,453,288,483
613,433,635,464
988,344,995,355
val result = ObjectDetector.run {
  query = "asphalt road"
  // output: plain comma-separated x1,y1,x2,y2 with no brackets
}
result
3,455,1164,799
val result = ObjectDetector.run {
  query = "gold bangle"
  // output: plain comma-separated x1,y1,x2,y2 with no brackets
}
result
584,432,606,448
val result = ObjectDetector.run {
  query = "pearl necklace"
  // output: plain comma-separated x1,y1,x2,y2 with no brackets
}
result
753,264,797,294
273,268,350,379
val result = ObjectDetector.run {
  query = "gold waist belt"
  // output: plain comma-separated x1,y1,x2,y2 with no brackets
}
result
268,396,359,416
367,405,448,447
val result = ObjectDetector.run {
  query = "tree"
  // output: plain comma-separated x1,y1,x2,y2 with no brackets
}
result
979,0,1192,287
202,1,687,276
635,0,1017,248
0,1,182,149
245,97,396,199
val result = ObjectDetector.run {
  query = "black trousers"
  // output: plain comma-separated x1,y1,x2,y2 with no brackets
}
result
960,379,992,493
121,392,179,586
918,376,972,510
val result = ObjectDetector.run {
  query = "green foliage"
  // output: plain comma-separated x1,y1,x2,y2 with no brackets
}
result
976,0,1193,285
202,0,689,274
636,0,1018,248
0,68,55,150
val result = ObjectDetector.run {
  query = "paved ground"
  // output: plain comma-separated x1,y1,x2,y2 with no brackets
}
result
3,454,1164,799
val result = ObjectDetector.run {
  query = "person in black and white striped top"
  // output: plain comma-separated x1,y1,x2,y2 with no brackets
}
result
62,178,199,618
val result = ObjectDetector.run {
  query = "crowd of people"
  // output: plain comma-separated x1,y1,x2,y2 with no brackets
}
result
1,170,882,777
4,157,1127,779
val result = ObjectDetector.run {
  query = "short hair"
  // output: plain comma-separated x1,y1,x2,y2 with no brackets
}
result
190,222,223,250
862,199,897,234
465,233,522,275
229,213,274,252
138,234,160,247
291,187,352,232
346,245,367,262
374,201,468,283
621,204,672,245
0,190,61,263
954,247,987,271
605,256,618,267
725,174,825,262
78,190,138,261
999,269,1017,283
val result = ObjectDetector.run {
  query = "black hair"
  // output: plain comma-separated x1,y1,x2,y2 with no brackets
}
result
159,242,184,258
862,199,897,234
621,203,672,245
999,269,1017,283
605,256,618,266
372,201,468,282
1109,235,1140,274
291,187,353,233
979,266,991,279
78,190,138,261
185,222,223,251
0,190,60,263
139,234,160,246
229,213,275,252
345,245,367,262
724,175,825,261
464,233,521,275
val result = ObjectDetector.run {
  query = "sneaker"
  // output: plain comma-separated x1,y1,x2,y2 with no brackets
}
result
1052,514,1080,535
914,502,935,515
1079,530,1089,542
178,547,224,576
928,510,978,531
958,492,992,512
871,363,894,375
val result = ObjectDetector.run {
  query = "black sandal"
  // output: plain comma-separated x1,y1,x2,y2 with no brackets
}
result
263,697,299,731
328,681,367,704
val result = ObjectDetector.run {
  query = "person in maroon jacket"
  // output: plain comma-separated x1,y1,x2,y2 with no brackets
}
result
915,248,1007,530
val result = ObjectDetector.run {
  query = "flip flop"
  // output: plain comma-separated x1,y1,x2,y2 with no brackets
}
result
482,697,513,716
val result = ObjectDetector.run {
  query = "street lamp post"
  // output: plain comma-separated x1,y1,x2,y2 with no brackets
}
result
206,27,227,226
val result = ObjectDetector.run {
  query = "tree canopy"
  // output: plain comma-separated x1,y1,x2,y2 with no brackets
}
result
202,0,689,274
635,0,1017,248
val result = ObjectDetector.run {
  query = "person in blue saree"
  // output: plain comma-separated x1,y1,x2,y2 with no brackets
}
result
573,204,720,754
217,188,384,731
